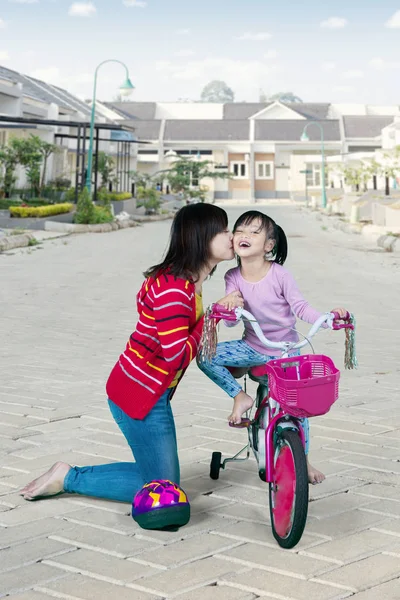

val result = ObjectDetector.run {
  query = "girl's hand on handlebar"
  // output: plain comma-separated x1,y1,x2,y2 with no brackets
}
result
331,307,349,320
217,290,244,311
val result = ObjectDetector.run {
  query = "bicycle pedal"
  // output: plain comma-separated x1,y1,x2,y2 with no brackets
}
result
229,418,252,429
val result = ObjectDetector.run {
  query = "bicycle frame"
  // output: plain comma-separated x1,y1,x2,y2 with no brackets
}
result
210,307,352,479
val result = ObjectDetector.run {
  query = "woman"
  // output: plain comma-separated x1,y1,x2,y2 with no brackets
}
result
20,203,243,503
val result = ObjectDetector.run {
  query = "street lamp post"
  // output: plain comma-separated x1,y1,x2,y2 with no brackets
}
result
85,59,134,193
300,122,327,209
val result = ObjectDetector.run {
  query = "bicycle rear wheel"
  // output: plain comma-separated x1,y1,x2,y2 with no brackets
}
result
269,429,308,549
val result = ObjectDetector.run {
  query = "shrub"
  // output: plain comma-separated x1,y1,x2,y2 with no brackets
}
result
91,206,114,224
64,188,77,203
9,203,73,218
108,192,132,201
96,187,112,209
74,187,95,224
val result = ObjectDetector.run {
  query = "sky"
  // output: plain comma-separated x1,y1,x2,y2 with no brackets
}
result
1,0,400,105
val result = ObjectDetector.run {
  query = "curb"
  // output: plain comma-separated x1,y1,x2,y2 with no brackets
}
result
0,232,37,252
301,206,400,255
44,213,173,234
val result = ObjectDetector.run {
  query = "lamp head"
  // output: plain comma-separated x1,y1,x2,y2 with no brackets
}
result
300,131,310,142
119,78,135,97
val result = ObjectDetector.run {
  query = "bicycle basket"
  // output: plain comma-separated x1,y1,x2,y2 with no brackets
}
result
264,354,340,418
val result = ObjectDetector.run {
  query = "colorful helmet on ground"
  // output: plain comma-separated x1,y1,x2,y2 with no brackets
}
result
132,479,190,531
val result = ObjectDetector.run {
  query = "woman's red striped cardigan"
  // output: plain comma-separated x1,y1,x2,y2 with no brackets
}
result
106,272,204,419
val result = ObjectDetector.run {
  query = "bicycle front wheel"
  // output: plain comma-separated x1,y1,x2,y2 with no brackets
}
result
269,429,308,549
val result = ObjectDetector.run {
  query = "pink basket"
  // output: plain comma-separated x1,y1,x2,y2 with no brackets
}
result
264,354,340,418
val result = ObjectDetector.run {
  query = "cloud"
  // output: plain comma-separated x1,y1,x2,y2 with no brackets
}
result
236,32,271,41
333,85,354,92
176,28,190,35
0,50,10,60
343,69,364,79
386,10,400,28
369,57,400,70
123,0,147,6
320,17,348,29
0,19,6,28
264,50,277,59
174,49,195,58
155,57,279,87
30,66,113,87
68,2,96,17
322,61,336,71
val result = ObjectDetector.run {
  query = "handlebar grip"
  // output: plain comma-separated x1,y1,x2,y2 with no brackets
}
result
332,310,350,321
209,303,238,321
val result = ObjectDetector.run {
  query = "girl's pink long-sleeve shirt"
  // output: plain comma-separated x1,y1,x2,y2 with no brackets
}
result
224,262,324,356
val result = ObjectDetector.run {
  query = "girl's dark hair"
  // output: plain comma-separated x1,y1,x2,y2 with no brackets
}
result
144,203,229,280
233,210,288,265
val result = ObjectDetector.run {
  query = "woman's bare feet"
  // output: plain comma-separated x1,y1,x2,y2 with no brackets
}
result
307,457,325,485
228,391,254,425
20,462,71,501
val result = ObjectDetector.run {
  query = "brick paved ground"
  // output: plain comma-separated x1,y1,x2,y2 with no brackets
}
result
1,204,399,599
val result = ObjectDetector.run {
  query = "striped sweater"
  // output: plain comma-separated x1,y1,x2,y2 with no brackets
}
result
106,272,204,419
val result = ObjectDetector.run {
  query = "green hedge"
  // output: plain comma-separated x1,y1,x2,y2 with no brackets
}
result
108,192,132,201
9,203,73,218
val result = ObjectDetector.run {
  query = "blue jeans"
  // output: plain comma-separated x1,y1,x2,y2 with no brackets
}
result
198,340,310,454
63,389,180,503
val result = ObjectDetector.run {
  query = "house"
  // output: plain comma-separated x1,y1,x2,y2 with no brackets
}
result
104,100,400,202
0,65,137,194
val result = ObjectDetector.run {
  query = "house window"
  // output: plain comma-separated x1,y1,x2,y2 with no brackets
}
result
306,163,328,187
231,161,247,178
255,161,274,180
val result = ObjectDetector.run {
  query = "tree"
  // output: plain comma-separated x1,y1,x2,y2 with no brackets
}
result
0,144,18,198
96,152,115,187
200,80,234,103
267,91,303,103
10,135,58,197
129,170,153,190
136,186,161,214
164,156,231,203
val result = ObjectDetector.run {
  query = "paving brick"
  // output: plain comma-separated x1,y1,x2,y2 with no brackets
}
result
314,553,400,592
221,567,350,599
301,529,395,563
174,585,256,600
2,592,54,600
0,538,76,573
38,573,159,600
349,578,400,600
0,497,83,526
0,562,66,597
43,548,158,583
305,508,388,538
50,523,162,557
137,532,243,567
138,556,238,596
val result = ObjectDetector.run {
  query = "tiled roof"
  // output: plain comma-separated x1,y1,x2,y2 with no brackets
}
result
106,102,157,120
164,119,249,141
255,120,341,141
223,103,269,119
124,119,161,140
223,102,331,120
343,116,395,138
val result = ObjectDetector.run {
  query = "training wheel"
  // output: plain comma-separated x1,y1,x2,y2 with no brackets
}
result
210,451,222,480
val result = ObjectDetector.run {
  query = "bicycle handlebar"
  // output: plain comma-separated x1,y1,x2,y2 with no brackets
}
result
209,304,354,352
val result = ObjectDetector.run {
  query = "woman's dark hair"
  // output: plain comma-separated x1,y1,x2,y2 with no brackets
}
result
233,210,287,265
144,203,229,280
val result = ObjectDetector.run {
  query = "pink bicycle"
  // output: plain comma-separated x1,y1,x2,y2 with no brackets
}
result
203,306,356,549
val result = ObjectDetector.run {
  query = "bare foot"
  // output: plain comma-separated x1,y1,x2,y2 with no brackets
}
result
228,391,254,425
307,458,325,485
20,462,71,501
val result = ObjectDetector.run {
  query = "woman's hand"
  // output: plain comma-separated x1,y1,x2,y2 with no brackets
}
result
217,290,244,311
331,307,349,319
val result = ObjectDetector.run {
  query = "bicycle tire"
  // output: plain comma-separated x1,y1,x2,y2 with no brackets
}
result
269,429,308,549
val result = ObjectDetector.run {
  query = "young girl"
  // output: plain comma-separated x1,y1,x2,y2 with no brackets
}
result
198,210,348,485
20,203,243,503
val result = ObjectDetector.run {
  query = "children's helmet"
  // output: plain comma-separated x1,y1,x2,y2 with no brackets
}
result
132,480,190,531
